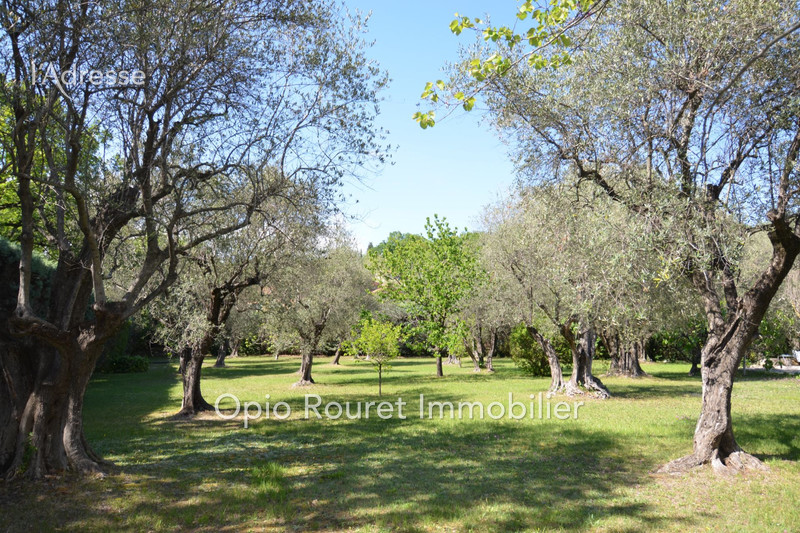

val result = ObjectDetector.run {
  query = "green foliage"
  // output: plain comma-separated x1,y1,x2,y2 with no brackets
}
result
346,317,402,362
509,323,550,377
648,320,706,363
345,315,402,394
97,355,149,374
443,319,469,360
0,236,55,315
241,335,269,356
749,309,795,361
103,320,132,360
416,0,599,127
368,215,482,354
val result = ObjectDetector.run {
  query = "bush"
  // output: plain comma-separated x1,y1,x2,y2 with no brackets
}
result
510,324,549,377
97,355,149,374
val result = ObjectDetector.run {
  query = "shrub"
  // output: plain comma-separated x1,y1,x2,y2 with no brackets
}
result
98,355,149,374
510,324,549,377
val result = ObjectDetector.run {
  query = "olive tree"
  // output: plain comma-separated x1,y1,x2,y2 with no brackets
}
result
438,0,800,472
151,194,321,416
0,0,386,477
265,236,376,386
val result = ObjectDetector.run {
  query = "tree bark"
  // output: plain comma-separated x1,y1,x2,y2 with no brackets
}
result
213,339,228,368
689,346,701,376
660,224,800,474
563,324,611,399
527,326,564,394
294,348,315,386
435,352,444,377
659,326,767,474
468,338,482,372
1,329,113,478
177,346,213,417
485,328,497,372
178,285,243,415
330,342,342,365
603,332,647,378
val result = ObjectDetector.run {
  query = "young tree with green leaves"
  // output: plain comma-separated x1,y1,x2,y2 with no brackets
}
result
368,216,481,377
345,317,402,396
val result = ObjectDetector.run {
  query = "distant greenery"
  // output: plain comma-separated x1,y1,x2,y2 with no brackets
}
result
96,355,149,374
0,236,55,315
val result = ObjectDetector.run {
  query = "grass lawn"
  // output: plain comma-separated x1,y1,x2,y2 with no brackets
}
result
2,357,800,532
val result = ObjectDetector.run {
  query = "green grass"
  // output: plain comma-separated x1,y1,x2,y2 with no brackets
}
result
2,357,800,532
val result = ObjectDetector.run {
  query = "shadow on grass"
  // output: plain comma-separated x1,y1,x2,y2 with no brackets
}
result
63,390,705,532
4,359,751,531
736,413,800,462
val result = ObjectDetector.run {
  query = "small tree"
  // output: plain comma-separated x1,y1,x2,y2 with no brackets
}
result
346,318,402,396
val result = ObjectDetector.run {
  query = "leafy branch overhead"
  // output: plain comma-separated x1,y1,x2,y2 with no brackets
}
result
413,0,602,128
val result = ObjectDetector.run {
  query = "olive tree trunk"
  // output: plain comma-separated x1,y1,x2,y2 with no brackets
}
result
177,345,214,417
485,328,497,372
527,326,564,394
295,348,316,386
330,342,343,365
660,225,800,474
603,332,647,378
2,317,119,478
563,324,611,399
213,339,228,368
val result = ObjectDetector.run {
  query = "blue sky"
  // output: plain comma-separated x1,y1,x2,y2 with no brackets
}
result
339,1,519,251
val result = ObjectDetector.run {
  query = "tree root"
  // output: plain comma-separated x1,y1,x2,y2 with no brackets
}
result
657,450,768,475
565,380,610,399
565,382,585,397
292,379,315,388
712,450,768,475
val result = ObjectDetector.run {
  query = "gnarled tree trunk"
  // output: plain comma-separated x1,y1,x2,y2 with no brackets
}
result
527,326,564,394
660,225,800,474
295,348,315,386
330,342,343,365
603,332,647,378
3,313,121,478
177,345,214,417
563,324,611,399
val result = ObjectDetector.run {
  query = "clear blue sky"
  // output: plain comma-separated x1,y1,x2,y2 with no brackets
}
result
339,1,518,251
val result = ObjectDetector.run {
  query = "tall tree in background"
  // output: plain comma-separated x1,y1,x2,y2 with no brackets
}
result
368,216,481,377
0,0,386,478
